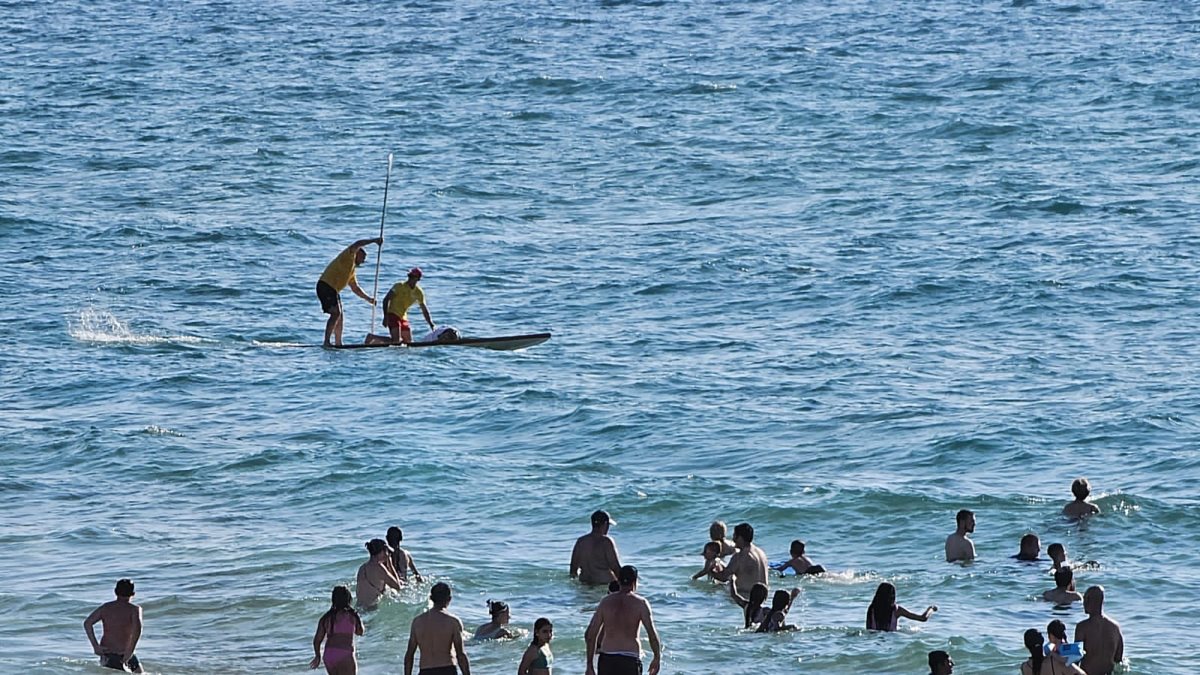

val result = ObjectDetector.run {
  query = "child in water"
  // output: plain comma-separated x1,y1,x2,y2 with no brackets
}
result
691,541,726,581
756,588,802,633
777,540,826,575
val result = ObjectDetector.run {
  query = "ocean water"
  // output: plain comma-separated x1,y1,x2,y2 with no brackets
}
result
2,1,1199,673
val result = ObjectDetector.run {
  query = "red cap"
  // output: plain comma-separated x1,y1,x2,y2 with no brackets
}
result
408,267,422,279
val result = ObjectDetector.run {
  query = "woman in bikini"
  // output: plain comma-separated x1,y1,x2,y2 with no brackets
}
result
865,582,937,631
310,586,365,675
517,617,554,674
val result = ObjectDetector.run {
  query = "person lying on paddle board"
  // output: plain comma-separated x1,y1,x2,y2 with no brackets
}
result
316,237,381,347
380,267,435,344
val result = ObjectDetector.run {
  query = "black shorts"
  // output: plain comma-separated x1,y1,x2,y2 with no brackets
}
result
599,653,642,675
101,653,141,672
418,667,457,675
316,280,342,315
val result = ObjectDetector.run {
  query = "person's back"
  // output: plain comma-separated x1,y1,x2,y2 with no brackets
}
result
84,579,143,673
405,582,469,675
595,592,648,653
570,511,621,585
1063,478,1100,519
1075,586,1123,675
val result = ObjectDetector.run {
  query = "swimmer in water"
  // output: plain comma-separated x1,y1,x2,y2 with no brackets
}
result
1042,568,1084,606
1062,477,1101,520
691,541,726,581
756,588,802,633
945,509,976,563
356,539,404,609
1013,533,1042,562
865,582,937,631
729,576,770,629
473,599,516,640
778,540,825,575
709,521,737,558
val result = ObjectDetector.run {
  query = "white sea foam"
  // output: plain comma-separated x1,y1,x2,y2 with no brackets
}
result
68,307,205,346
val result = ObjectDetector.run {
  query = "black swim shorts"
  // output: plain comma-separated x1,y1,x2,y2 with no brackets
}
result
316,280,341,314
598,652,643,675
418,666,457,675
101,653,141,672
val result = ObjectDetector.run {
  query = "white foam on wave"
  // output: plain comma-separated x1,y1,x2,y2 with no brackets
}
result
68,307,206,346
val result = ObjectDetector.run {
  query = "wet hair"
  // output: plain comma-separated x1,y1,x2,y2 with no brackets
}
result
365,538,388,556
114,579,135,597
733,522,754,544
487,599,509,617
1019,533,1040,557
1024,628,1045,674
956,509,973,526
867,582,897,631
386,526,403,546
1047,542,1065,561
430,582,451,607
1054,567,1074,589
608,580,620,593
928,650,951,673
744,582,769,629
702,541,720,556
1047,619,1068,642
320,585,360,629
618,564,638,586
531,617,553,646
709,520,726,538
790,540,806,557
1071,477,1091,500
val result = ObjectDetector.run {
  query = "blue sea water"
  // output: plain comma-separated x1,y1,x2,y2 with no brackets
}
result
2,1,1199,673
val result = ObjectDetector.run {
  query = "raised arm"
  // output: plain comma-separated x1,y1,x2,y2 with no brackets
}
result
896,604,937,622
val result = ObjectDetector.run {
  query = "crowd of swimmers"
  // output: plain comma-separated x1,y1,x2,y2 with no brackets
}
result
82,477,1125,674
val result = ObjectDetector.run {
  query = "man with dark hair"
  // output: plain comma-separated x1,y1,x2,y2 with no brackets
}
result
585,565,662,675
711,522,768,597
1043,568,1084,605
945,509,976,562
1075,586,1124,675
84,578,144,672
1013,533,1042,561
570,510,622,585
928,649,954,674
405,582,470,675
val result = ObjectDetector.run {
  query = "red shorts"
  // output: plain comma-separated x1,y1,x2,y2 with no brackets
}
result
383,314,410,330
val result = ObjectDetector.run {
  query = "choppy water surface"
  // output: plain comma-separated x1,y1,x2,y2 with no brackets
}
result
2,1,1199,673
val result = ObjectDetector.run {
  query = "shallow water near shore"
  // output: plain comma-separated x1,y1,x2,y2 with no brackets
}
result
2,1,1200,673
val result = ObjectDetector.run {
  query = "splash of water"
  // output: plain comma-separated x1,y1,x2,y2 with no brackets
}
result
68,307,204,345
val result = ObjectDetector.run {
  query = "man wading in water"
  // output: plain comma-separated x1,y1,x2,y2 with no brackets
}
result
585,565,662,675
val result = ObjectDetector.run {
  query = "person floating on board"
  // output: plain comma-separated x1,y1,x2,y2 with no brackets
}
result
381,267,435,344
316,237,381,347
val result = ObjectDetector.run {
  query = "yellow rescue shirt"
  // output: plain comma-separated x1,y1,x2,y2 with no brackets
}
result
386,282,425,319
319,246,359,291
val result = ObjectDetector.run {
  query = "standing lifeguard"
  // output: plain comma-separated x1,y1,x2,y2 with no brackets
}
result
382,267,435,344
316,237,381,347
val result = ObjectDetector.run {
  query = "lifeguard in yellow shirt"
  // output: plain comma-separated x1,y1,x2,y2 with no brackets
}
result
382,267,435,344
315,237,381,347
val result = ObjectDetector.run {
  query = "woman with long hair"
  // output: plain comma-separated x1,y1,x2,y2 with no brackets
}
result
1021,627,1086,674
756,588,802,633
516,617,554,675
865,582,936,631
310,586,364,675
729,577,770,629
474,599,516,640
356,539,403,609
